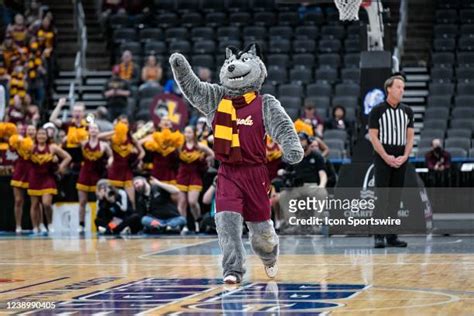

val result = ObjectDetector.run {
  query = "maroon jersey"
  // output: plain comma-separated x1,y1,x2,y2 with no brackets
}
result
212,94,266,165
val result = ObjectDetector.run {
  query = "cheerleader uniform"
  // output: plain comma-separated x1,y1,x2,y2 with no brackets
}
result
27,144,57,196
151,150,178,184
176,144,205,192
76,141,106,192
108,138,134,188
10,140,32,189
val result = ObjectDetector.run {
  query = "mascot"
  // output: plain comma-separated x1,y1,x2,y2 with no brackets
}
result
170,43,303,284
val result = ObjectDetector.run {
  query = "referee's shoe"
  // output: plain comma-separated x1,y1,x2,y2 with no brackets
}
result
374,234,408,248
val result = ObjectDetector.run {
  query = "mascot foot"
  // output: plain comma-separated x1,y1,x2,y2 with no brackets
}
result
223,275,240,284
265,262,278,279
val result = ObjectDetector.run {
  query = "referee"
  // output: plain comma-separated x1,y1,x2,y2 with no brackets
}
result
368,74,414,248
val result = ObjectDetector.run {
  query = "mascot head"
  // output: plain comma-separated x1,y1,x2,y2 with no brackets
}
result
219,43,267,96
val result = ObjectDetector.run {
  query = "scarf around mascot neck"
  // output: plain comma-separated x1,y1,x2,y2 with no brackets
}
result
213,91,257,163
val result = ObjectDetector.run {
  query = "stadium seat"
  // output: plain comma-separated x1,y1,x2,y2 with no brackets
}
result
470,148,474,157
193,41,216,54
253,12,276,26
335,83,360,97
452,107,474,119
433,38,456,51
113,28,137,44
435,9,458,24
140,28,164,43
306,83,332,97
416,147,432,158
319,53,341,69
191,55,214,69
305,96,330,109
429,82,454,96
341,68,360,83
176,0,200,12
218,40,241,53
228,0,249,12
457,52,474,66
191,27,214,41
424,118,449,130
120,42,142,56
431,67,453,82
303,11,325,26
267,54,290,68
450,118,474,130
459,36,474,51
319,39,342,53
165,28,188,42
457,82,474,95
289,67,313,84
460,9,474,24
279,84,304,98
242,26,266,41
427,95,452,108
325,139,345,151
332,96,358,109
344,38,361,53
217,26,240,40
431,52,455,67
109,14,129,29
251,0,276,11
321,25,345,39
267,67,288,85
205,12,227,27
181,12,203,28
169,40,191,54
292,54,315,68
433,24,458,38
456,67,474,82
139,86,162,99
420,128,445,140
460,24,474,37
156,12,179,28
286,107,300,121
445,147,468,157
418,137,439,148
315,67,338,84
295,26,319,40
447,128,472,138
144,41,167,55
269,39,291,53
261,83,277,96
324,129,347,141
279,96,301,109
293,40,317,53
278,12,299,26
344,53,360,68
269,26,293,40
328,149,343,159
424,107,450,120
229,12,251,26
454,95,474,107
201,0,226,12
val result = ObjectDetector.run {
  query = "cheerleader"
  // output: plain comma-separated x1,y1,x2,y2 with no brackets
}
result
76,123,113,233
28,128,71,233
141,117,183,184
176,126,214,232
101,116,144,210
9,124,36,233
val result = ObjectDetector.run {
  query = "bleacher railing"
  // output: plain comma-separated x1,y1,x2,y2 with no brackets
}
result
393,0,407,72
74,0,87,85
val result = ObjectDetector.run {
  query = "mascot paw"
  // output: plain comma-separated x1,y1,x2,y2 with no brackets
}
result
169,53,186,69
285,149,304,165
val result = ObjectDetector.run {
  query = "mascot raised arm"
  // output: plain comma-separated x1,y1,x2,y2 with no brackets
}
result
170,43,303,284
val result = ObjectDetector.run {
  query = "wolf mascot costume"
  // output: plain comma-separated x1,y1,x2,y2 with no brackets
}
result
170,43,303,284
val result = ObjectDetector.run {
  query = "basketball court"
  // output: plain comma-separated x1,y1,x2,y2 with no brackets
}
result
0,234,473,314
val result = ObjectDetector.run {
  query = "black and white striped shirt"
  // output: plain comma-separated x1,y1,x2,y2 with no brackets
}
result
368,101,414,154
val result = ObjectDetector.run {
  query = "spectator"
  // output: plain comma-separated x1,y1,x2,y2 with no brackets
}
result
117,50,139,84
94,106,114,132
325,105,353,138
197,67,212,82
301,100,324,137
201,175,217,233
276,132,328,234
42,122,59,144
95,179,142,234
1,36,21,71
134,176,186,233
425,138,451,171
139,54,162,90
26,37,46,107
104,65,131,120
36,15,55,58
6,13,28,47
5,94,36,125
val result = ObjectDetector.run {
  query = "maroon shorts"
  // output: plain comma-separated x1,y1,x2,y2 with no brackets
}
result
215,163,271,222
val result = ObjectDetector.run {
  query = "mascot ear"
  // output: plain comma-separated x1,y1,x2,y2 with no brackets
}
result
245,43,261,58
225,46,238,59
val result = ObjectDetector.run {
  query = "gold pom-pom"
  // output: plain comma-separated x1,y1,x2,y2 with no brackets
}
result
294,119,314,136
9,134,20,148
21,137,34,152
112,122,129,145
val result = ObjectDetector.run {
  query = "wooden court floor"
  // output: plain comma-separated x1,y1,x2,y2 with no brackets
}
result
0,235,473,315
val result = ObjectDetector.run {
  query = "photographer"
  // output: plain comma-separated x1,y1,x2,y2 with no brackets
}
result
276,132,328,234
95,179,141,234
134,176,186,233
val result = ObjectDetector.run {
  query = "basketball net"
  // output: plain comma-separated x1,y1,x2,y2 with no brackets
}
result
334,0,371,21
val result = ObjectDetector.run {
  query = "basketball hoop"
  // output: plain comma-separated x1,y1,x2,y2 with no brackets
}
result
334,0,364,21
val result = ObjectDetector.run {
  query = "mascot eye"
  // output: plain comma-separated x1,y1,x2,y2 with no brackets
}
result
242,57,250,62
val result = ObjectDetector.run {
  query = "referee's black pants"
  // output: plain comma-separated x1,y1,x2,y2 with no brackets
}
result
374,154,407,241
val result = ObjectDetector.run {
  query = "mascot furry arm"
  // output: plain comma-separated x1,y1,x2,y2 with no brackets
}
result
170,47,303,165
